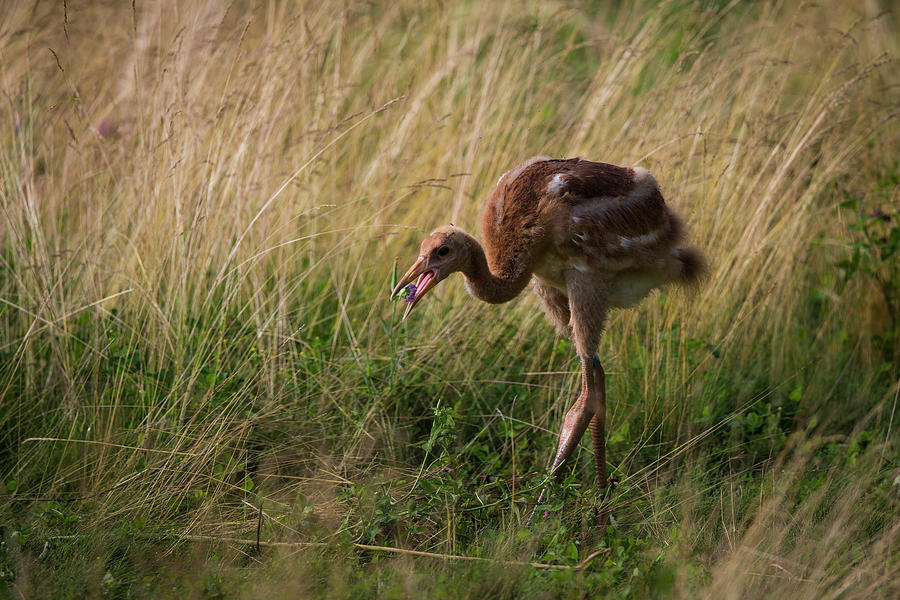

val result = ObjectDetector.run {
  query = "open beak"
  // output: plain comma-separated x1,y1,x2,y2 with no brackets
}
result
390,256,440,320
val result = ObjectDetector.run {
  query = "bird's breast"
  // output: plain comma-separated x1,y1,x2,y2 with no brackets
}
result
532,252,599,292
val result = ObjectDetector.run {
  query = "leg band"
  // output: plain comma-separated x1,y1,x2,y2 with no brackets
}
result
579,356,603,368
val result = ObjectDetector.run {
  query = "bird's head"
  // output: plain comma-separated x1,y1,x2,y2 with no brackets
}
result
390,226,471,320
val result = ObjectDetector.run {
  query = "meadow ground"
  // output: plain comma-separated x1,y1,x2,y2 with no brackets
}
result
1,0,899,598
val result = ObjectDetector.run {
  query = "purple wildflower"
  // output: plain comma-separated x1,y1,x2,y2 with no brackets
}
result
98,120,115,138
403,283,417,303
870,209,891,222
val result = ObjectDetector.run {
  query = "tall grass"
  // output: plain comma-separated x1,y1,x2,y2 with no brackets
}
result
1,0,898,598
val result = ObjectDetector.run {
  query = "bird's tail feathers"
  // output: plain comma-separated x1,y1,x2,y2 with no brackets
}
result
672,246,708,287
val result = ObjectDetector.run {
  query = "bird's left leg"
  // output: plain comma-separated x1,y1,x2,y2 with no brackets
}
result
555,271,607,483
527,354,597,524
528,273,607,524
567,272,610,529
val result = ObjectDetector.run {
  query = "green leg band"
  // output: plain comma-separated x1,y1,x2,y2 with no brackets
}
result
579,356,602,368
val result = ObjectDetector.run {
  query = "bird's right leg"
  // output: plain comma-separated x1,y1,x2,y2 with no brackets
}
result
532,280,572,338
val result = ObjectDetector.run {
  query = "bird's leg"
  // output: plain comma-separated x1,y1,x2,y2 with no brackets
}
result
527,354,601,525
547,355,599,478
527,273,609,528
589,358,610,530
587,357,607,492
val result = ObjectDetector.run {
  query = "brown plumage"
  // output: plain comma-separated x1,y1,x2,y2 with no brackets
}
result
391,156,706,528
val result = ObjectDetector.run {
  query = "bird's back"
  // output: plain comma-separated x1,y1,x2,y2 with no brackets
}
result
482,157,689,286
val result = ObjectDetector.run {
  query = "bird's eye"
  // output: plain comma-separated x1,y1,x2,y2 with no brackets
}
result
437,246,450,256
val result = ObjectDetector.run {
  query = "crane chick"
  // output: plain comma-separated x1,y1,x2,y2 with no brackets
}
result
391,156,706,527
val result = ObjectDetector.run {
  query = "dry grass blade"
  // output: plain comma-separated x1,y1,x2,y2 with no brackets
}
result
173,534,611,571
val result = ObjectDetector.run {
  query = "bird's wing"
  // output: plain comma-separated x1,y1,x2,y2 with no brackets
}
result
553,159,683,266
480,158,565,281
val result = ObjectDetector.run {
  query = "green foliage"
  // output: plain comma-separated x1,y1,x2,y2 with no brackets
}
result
838,164,900,365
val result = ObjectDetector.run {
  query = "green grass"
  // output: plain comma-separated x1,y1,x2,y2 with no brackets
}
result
1,0,899,598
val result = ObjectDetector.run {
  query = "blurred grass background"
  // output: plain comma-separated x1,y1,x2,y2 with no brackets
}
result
1,0,898,598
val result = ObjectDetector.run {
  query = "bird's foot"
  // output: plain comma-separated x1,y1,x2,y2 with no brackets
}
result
592,476,619,531
595,507,610,531
525,487,550,527
524,506,550,527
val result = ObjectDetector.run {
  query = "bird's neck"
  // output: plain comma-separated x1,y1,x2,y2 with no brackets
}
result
460,233,532,304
